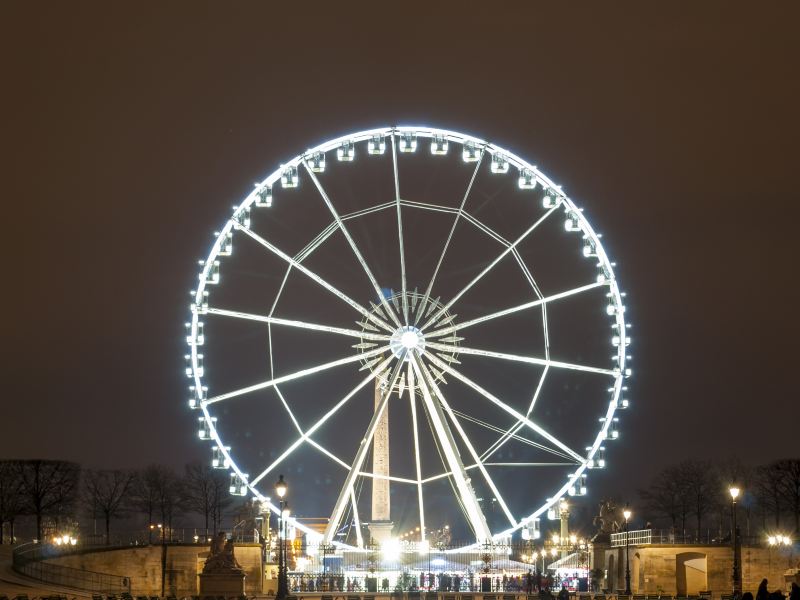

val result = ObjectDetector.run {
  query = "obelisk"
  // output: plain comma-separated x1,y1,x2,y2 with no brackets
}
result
368,377,394,544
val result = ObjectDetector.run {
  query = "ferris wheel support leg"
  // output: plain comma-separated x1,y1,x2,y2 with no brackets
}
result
417,359,517,529
410,353,492,543
322,356,407,545
350,487,364,548
407,363,426,541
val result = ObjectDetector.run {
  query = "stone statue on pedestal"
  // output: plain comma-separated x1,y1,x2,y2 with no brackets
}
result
203,532,244,573
199,532,247,597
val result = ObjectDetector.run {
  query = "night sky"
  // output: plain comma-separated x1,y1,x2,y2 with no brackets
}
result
2,3,798,530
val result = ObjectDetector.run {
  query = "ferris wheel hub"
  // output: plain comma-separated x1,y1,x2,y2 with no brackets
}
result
390,325,425,360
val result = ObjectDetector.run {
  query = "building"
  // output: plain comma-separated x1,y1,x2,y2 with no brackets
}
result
593,529,799,596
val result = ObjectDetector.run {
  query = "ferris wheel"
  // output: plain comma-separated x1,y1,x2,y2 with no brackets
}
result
185,126,631,551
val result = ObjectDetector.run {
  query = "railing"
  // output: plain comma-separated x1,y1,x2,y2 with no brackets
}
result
610,529,761,548
12,542,131,593
610,530,652,547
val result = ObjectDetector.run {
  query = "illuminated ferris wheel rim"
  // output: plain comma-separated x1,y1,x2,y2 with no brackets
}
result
186,125,631,552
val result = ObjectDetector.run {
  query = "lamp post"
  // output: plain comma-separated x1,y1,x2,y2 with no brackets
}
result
729,486,741,598
157,523,166,597
623,505,632,595
275,475,289,600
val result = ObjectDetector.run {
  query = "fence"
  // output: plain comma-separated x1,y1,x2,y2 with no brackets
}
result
12,542,131,593
610,529,762,548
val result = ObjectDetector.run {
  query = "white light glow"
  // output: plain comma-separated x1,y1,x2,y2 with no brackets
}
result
401,331,419,349
381,538,401,560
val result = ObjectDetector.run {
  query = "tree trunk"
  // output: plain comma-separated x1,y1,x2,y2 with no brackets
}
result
105,512,111,545
1,519,4,544
36,511,42,542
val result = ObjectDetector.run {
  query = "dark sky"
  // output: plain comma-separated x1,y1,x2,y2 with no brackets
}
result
2,2,798,528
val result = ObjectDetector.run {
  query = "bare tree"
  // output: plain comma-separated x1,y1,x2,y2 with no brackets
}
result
83,469,134,545
14,460,80,541
131,465,162,543
155,467,180,536
756,461,784,529
182,463,231,538
0,461,24,544
775,459,800,534
639,465,689,532
678,459,719,535
210,469,231,534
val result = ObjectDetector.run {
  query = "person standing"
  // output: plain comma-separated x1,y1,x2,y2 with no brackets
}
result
757,579,770,600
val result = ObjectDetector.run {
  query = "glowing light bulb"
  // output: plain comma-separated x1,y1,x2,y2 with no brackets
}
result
401,331,419,349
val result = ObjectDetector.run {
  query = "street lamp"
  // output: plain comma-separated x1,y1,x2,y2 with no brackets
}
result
729,486,741,598
156,523,167,597
275,475,289,600
623,505,632,595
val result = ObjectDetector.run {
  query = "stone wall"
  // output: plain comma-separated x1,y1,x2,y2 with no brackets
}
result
42,543,264,596
593,543,799,597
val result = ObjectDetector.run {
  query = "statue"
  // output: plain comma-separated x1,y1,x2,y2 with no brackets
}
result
203,532,244,574
592,500,622,542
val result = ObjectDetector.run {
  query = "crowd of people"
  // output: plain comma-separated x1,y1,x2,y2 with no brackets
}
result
288,570,571,593
751,579,800,600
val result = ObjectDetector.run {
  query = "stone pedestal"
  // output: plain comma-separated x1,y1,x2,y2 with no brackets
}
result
199,571,246,598
368,520,394,545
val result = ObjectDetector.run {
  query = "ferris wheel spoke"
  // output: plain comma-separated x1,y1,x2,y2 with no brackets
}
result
417,152,484,324
422,205,560,330
416,358,517,528
426,341,617,376
422,460,575,484
302,161,401,328
203,345,389,406
273,386,303,435
423,352,584,463
323,356,407,544
480,365,550,461
250,355,394,487
306,438,351,469
425,281,607,339
235,223,394,333
391,131,410,323
451,400,576,463
295,201,396,264
206,308,391,342
410,353,492,541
